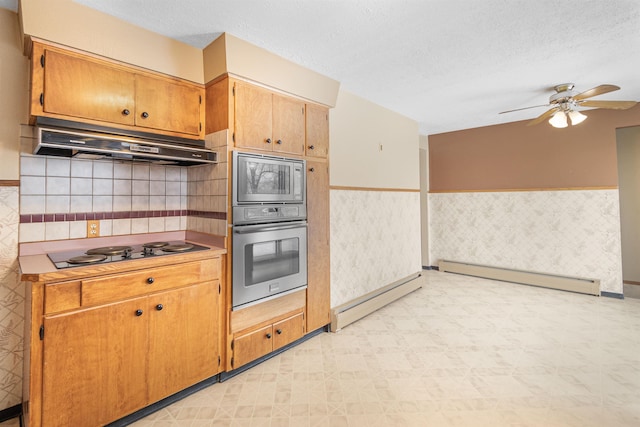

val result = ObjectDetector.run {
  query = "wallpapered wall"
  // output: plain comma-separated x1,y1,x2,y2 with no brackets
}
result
429,190,623,294
330,189,422,307
0,186,22,410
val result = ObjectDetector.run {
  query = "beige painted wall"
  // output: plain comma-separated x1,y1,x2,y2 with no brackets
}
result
0,9,28,181
329,89,419,189
20,0,203,83
419,135,429,267
202,33,340,107
616,126,640,283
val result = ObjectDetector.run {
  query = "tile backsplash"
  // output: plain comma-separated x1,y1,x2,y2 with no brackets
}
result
19,129,229,243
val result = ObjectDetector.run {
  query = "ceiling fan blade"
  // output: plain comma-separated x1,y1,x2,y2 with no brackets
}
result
573,84,620,101
499,104,550,114
526,108,559,126
579,100,638,110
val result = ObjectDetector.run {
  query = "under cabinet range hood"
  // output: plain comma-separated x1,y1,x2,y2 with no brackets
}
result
33,119,217,166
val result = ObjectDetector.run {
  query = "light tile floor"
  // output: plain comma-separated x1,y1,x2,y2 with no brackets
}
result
4,270,640,426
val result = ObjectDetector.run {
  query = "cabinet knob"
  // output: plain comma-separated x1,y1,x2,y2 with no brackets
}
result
308,145,315,150
147,277,154,284
141,111,149,119
266,138,272,144
156,304,163,311
276,329,282,335
122,109,130,116
276,139,282,145
266,333,272,339
135,309,143,316
309,167,315,172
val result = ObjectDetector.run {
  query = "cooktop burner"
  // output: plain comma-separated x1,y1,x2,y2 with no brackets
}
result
47,241,209,269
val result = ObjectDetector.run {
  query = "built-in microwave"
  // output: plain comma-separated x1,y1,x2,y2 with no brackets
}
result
232,151,305,206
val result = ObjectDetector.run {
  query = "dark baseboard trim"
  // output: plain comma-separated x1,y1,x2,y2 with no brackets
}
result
601,291,624,299
105,376,219,427
219,326,327,382
0,404,21,423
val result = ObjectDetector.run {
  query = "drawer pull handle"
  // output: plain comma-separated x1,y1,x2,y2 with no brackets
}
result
309,167,315,172
266,333,272,339
147,277,154,284
266,138,272,144
122,109,130,116
276,329,282,334
308,145,315,150
141,111,149,119
276,139,282,145
156,304,163,311
135,309,143,317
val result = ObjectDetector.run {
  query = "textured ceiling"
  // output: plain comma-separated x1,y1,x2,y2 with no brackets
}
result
8,1,640,135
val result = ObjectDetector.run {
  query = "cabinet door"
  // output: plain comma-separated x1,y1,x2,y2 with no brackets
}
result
147,281,220,402
43,49,135,126
305,104,329,158
273,94,305,155
273,313,305,351
232,325,273,369
135,74,203,137
234,82,273,151
306,161,331,331
42,298,148,427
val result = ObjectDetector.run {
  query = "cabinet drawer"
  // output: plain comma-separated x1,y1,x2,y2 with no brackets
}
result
81,259,219,306
45,280,82,314
233,325,273,369
273,313,305,351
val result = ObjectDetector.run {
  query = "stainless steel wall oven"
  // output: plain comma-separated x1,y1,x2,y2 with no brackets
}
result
232,152,307,310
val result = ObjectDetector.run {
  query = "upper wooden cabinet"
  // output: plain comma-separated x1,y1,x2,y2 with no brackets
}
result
234,81,305,155
305,104,330,159
29,42,205,139
206,77,310,156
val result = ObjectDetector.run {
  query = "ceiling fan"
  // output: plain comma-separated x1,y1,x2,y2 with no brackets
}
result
500,83,638,128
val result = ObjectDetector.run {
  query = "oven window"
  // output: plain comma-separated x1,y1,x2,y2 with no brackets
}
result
244,237,300,286
244,161,290,195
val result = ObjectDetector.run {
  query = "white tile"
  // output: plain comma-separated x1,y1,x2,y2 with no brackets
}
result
132,195,149,211
166,167,181,181
46,177,70,195
181,167,188,182
114,162,132,179
166,196,181,210
92,195,113,212
93,161,113,179
99,219,113,237
93,179,113,196
150,165,166,181
112,219,131,235
70,195,93,213
148,217,165,233
20,155,46,176
113,196,131,211
45,221,69,240
46,195,70,214
46,158,71,177
181,181,188,196
149,195,166,210
166,181,181,196
131,218,149,234
19,223,45,243
113,179,132,196
133,164,150,180
132,180,150,196
70,159,93,178
20,195,45,214
164,216,180,231
69,221,87,239
71,177,93,195
20,176,46,195
150,181,165,196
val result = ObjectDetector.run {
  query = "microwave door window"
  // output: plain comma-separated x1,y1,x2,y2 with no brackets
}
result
244,238,300,286
246,162,290,195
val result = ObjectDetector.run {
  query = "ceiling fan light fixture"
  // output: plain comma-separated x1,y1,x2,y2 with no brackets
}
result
549,111,568,128
567,110,587,125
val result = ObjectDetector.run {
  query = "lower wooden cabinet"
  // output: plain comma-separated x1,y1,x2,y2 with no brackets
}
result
25,255,223,427
231,312,305,369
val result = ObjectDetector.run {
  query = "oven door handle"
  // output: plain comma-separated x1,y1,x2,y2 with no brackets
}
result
233,221,307,234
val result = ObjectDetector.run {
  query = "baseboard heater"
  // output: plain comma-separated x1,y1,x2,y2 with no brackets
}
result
330,272,423,332
438,260,600,296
